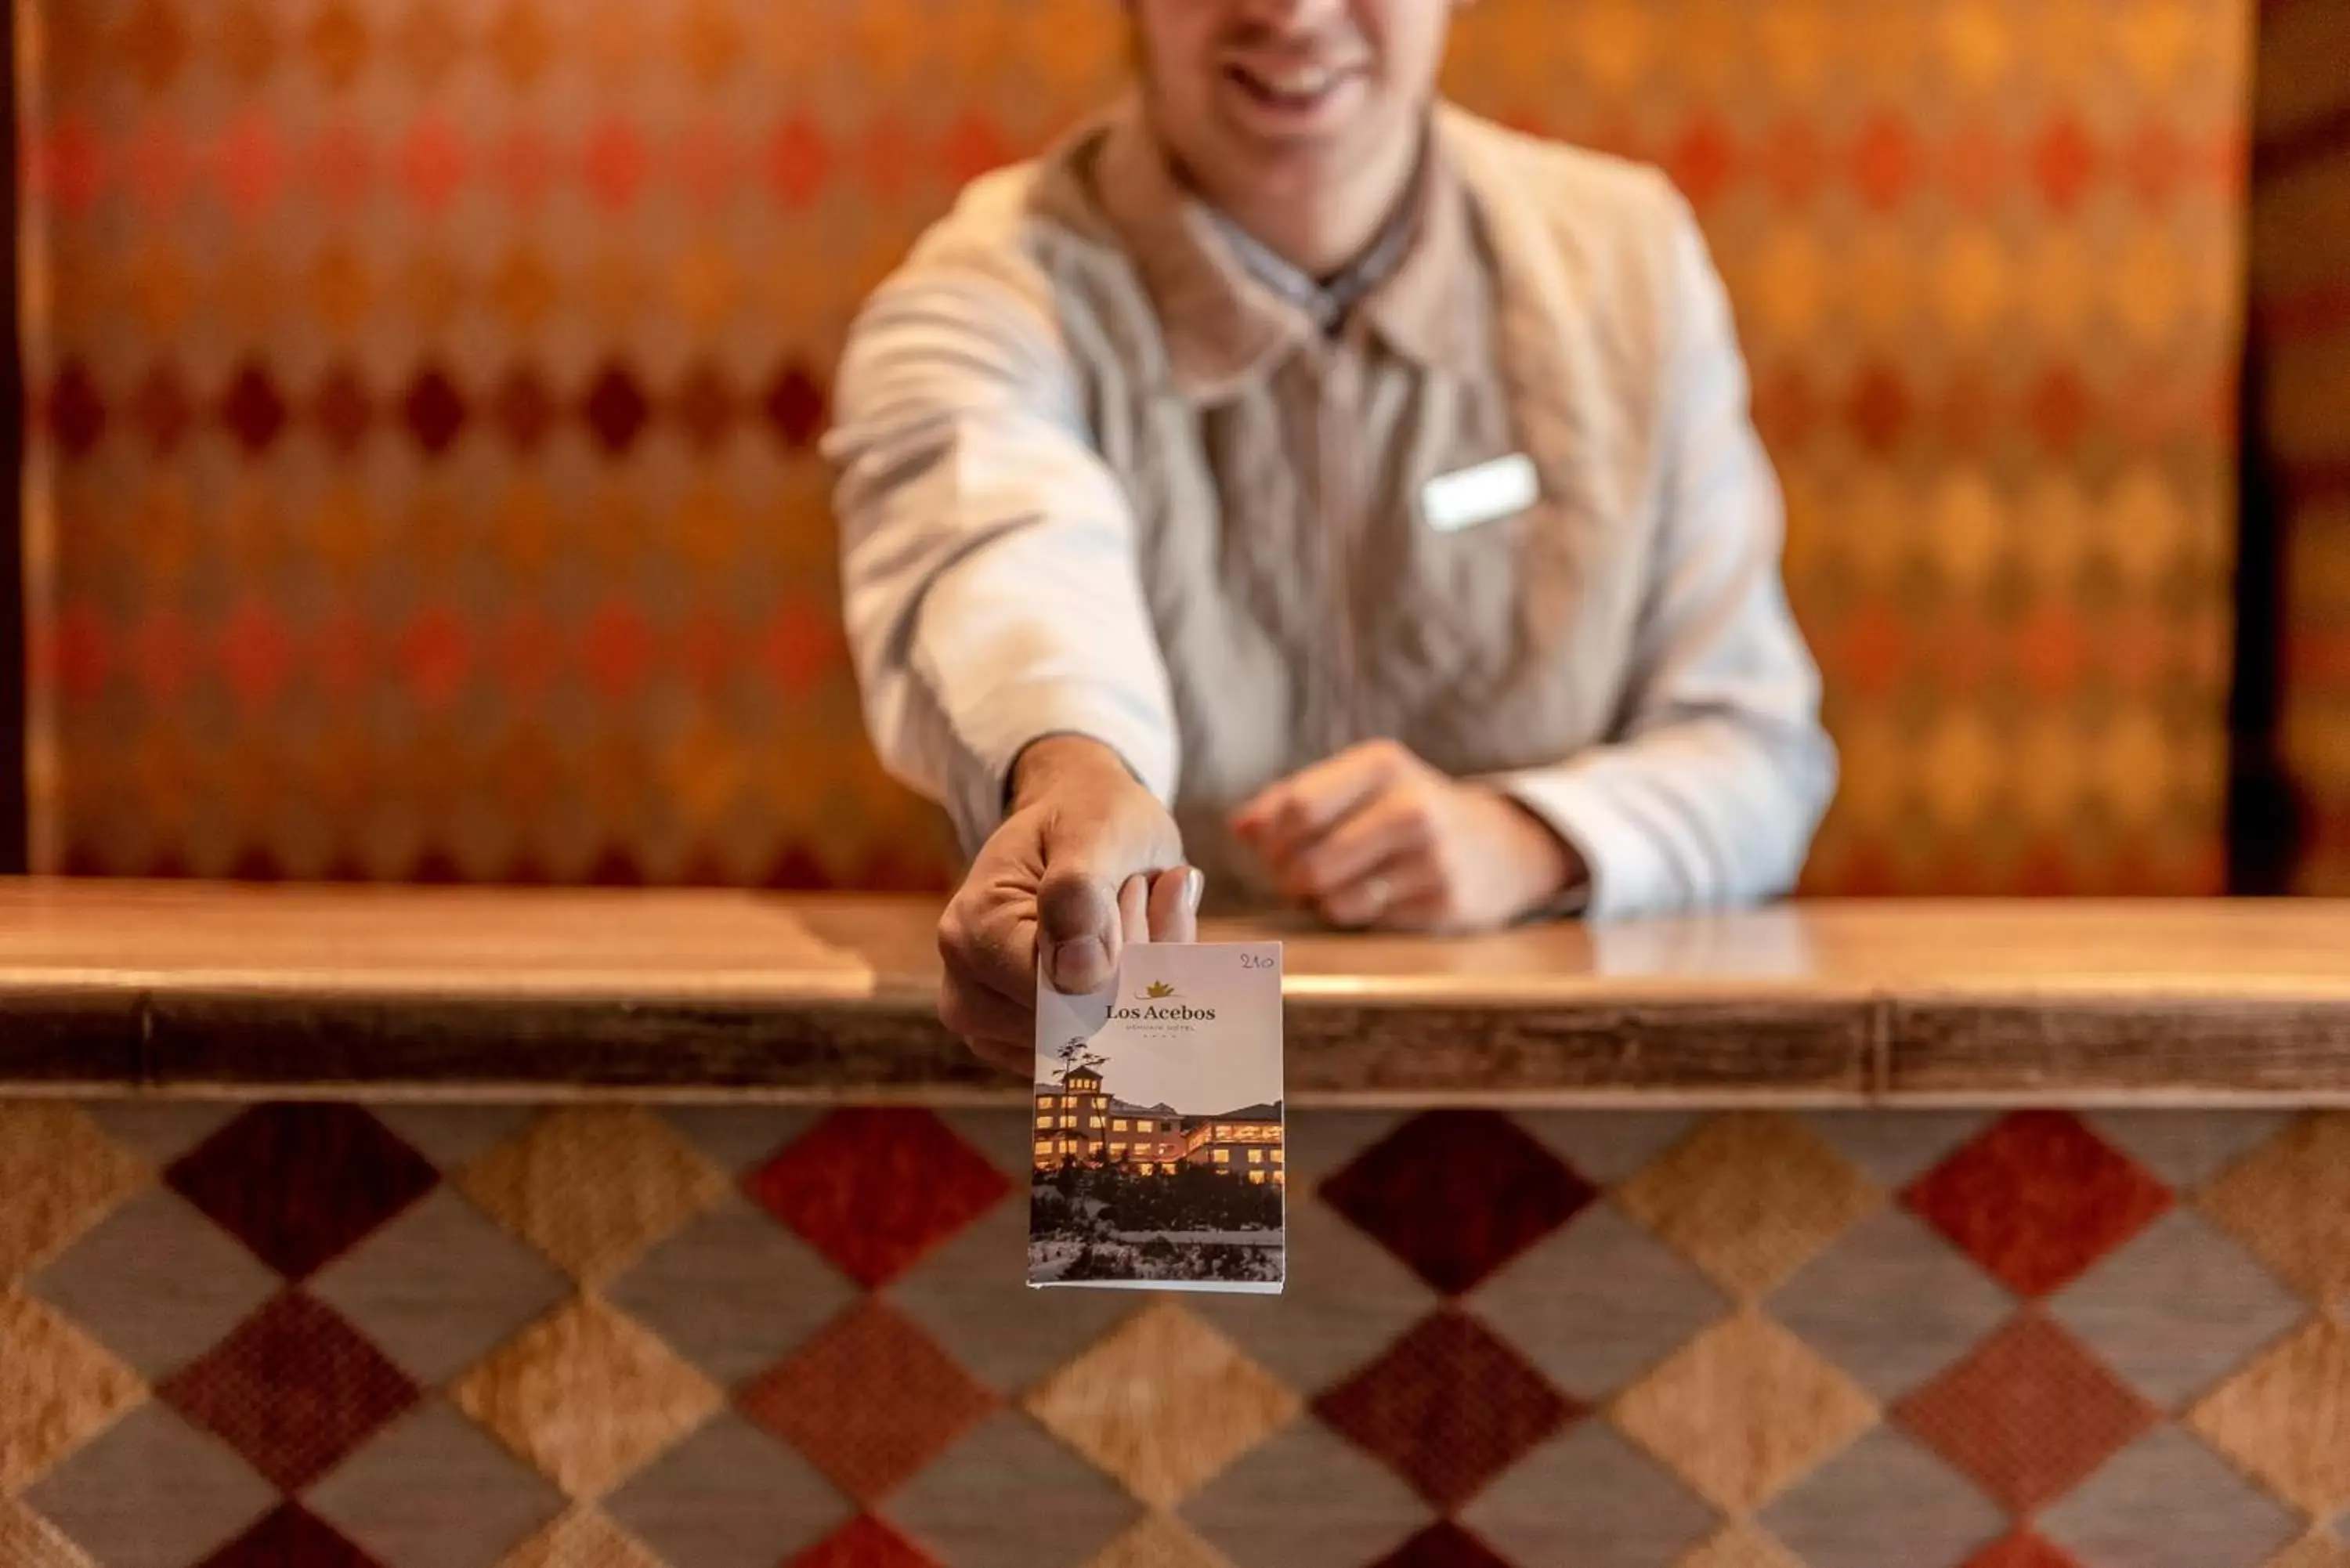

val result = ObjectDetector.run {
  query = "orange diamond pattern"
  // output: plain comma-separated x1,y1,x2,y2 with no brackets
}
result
739,1299,994,1505
1893,1314,2158,1515
13,0,2253,894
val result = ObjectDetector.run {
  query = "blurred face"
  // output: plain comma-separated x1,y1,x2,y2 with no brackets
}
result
1130,0,1461,213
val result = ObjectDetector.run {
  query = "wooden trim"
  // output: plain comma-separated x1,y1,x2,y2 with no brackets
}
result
1,889,2348,1104
1888,998,2350,1097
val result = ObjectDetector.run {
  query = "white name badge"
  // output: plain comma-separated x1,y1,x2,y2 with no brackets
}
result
1419,453,1540,533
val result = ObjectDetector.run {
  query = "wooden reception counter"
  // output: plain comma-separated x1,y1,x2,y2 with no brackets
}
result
0,880,2345,1100
7,883,2350,1568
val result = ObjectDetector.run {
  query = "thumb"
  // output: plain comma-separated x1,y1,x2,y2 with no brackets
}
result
1036,858,1124,995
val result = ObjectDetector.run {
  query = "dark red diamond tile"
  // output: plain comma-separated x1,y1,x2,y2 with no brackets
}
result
129,363,197,452
193,1504,383,1568
1846,363,1911,454
401,365,468,456
488,366,558,450
159,1291,421,1492
746,1107,1009,1287
739,1299,996,1505
222,363,289,453
1893,1313,2156,1516
45,361,109,455
761,364,828,448
1314,1308,1581,1510
166,1102,438,1278
1372,1522,1516,1568
788,1514,940,1568
673,359,740,450
1903,1111,2170,1297
583,362,651,453
311,363,374,453
1961,1535,2085,1568
1320,1111,1594,1295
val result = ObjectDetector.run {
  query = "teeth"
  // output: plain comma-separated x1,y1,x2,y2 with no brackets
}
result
1246,65,1335,98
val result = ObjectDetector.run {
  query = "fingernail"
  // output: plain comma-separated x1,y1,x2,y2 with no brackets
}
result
1184,866,1206,914
1046,936,1106,992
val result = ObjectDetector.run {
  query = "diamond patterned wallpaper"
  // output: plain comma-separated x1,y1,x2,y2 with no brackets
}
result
2248,0,2350,894
11,0,2251,894
4,1100,2349,1568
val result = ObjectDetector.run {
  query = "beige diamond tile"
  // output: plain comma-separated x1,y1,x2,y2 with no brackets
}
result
0,1288,146,1491
1090,1512,1235,1568
457,1108,727,1284
1612,1311,1878,1514
1026,1302,1301,1509
2200,1112,2350,1311
0,1104,149,1281
1677,1524,1807,1568
499,1507,663,1568
454,1296,723,1500
1616,1114,1882,1299
2187,1317,2350,1516
0,1496,94,1568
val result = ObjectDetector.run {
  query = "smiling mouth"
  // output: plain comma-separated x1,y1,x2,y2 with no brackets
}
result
1225,60,1360,112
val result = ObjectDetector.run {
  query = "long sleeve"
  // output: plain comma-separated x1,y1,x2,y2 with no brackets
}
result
1493,197,1838,919
825,242,1178,855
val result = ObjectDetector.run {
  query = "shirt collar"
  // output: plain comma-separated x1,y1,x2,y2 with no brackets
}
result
1090,101,1486,400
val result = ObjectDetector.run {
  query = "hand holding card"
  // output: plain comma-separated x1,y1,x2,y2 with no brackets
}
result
1028,942,1286,1293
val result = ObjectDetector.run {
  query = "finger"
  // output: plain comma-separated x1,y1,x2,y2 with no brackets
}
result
938,898,1036,1016
1285,789,1430,899
965,1034,1032,1076
1148,864,1203,943
1119,873,1151,948
938,966,1034,1046
1236,741,1415,869
1316,851,1443,930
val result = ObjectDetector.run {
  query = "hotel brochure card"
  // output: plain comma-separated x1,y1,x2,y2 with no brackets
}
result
1029,941,1285,1293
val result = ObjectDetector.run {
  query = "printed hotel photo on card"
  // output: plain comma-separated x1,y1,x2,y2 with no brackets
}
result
1029,941,1286,1292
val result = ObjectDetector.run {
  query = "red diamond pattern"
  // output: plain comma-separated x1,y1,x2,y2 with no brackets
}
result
158,1290,421,1492
221,363,288,453
1903,1111,2171,1297
1961,1535,2088,1568
1893,1313,2157,1515
584,363,652,454
402,366,468,456
1320,1111,1595,1295
762,365,829,449
1372,1522,1517,1568
745,1108,1008,1287
787,1515,942,1568
739,1299,996,1505
167,1102,439,1279
1314,1309,1582,1510
193,1504,384,1568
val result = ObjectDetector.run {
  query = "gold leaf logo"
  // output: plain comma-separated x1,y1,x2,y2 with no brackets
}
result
1142,981,1177,999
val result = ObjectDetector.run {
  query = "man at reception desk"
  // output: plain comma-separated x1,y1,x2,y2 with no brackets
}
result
827,0,1837,1067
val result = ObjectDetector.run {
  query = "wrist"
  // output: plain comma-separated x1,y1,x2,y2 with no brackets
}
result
1495,793,1589,919
1008,735,1141,812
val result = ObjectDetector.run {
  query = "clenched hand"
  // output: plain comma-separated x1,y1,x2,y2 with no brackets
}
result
938,736,1202,1074
1233,739,1584,932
